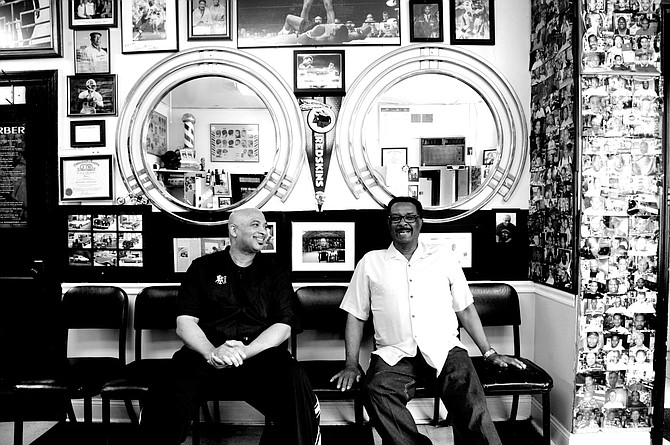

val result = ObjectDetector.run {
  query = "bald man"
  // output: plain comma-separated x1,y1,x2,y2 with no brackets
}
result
139,209,321,445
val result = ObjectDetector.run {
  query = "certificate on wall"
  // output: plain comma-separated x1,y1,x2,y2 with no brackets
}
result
60,155,113,201
210,124,259,162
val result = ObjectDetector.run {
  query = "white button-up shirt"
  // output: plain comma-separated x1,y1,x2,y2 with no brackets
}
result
341,241,473,370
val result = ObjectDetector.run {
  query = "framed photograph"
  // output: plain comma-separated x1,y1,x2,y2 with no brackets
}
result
173,237,231,272
408,184,419,199
217,196,231,207
261,221,276,253
67,74,117,116
210,124,259,162
449,0,495,45
419,232,472,267
187,0,231,40
381,147,407,166
73,29,110,74
146,110,168,156
482,149,497,165
408,166,420,182
294,50,345,95
70,120,106,147
60,154,113,201
494,210,518,244
230,173,265,202
0,1,62,59
409,1,443,42
120,0,178,53
291,221,355,272
237,0,401,48
69,0,117,28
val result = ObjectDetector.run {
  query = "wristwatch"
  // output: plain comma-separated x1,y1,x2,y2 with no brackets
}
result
483,348,497,361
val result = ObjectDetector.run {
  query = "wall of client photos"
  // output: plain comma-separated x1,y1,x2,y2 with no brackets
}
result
572,0,662,433
528,0,577,292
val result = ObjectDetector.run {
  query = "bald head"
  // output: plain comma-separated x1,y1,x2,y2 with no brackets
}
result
228,208,268,255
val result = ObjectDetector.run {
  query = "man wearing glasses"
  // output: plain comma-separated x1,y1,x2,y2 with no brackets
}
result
332,196,524,444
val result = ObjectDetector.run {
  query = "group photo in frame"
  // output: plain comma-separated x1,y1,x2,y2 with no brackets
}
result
187,0,231,40
293,50,345,95
67,74,117,116
70,120,106,148
0,1,61,58
449,0,495,45
237,0,401,48
409,0,443,42
73,29,110,74
69,0,117,28
210,124,259,162
120,0,178,53
291,221,355,272
60,154,113,201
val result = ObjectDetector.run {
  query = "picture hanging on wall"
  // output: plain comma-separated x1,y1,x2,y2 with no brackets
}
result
70,120,106,148
291,221,355,272
0,0,62,59
409,0,443,42
293,50,345,95
67,74,117,116
210,124,259,162
120,0,178,53
449,0,495,45
187,0,231,40
237,0,401,48
261,222,277,253
69,0,117,28
60,154,113,201
73,29,111,74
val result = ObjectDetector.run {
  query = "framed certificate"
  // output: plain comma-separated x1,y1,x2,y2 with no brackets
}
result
70,120,106,147
60,154,113,201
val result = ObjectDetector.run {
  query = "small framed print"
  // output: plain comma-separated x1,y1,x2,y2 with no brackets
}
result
217,196,232,207
73,29,111,74
291,221,355,271
449,0,495,45
210,124,259,162
120,0,178,53
70,120,106,148
187,0,231,40
409,1,443,42
60,155,113,201
381,147,408,166
408,184,419,199
67,74,117,117
261,221,276,253
408,166,420,182
69,0,117,28
294,50,345,96
483,149,497,165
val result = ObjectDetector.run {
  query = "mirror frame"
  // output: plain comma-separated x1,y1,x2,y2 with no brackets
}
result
116,47,305,225
335,44,528,223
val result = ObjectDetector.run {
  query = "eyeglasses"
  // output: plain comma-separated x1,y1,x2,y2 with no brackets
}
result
388,214,420,224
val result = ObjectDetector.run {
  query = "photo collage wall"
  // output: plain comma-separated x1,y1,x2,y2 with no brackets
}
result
529,0,576,291
572,0,662,433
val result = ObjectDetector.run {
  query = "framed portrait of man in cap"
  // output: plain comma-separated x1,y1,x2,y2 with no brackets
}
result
74,29,111,74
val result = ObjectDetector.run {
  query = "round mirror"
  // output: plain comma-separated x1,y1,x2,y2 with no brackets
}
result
117,48,305,225
336,44,527,223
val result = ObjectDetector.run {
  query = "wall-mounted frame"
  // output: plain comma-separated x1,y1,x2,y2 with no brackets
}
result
237,0,401,48
0,1,62,59
293,50,345,96
381,147,407,166
291,221,355,272
419,232,473,267
408,167,420,182
69,0,117,28
230,173,266,203
173,237,230,272
409,0,443,42
408,184,419,199
70,120,106,148
60,154,113,201
187,0,231,40
261,221,277,253
449,0,495,45
120,0,178,53
494,210,518,244
210,124,259,162
67,74,117,116
482,148,496,165
73,29,111,74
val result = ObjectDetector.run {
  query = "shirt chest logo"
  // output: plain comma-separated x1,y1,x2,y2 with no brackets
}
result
215,275,227,285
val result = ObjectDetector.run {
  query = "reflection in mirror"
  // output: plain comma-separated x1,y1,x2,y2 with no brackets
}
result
143,76,274,210
363,74,498,208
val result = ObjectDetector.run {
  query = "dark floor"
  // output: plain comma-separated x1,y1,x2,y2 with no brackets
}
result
10,419,543,445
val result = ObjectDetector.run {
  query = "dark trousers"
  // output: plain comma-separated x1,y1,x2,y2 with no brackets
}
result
139,346,320,445
363,347,501,445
